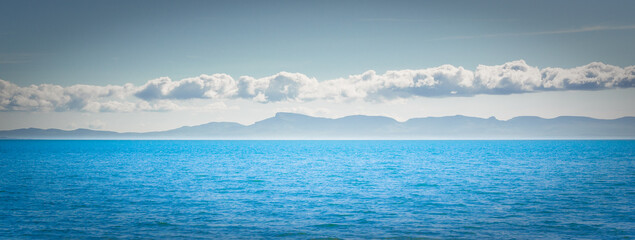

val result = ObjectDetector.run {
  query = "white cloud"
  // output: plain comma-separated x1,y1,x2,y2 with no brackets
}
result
236,72,319,102
318,64,476,101
0,79,134,112
541,62,635,90
0,60,633,112
474,60,542,94
135,74,237,100
0,79,176,112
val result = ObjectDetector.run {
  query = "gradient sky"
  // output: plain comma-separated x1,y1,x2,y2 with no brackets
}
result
1,0,634,132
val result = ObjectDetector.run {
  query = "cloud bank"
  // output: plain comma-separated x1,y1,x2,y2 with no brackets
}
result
0,80,177,112
1,60,633,112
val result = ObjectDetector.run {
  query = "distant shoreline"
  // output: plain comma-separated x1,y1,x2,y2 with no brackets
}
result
1,113,634,140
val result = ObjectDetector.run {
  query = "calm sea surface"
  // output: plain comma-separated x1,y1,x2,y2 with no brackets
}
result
1,140,633,239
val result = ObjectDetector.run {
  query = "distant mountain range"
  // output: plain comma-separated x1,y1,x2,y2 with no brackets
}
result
1,112,634,139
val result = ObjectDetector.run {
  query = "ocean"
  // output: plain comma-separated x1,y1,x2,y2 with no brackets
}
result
1,140,633,239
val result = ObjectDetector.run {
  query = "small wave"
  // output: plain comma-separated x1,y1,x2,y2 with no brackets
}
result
275,232,308,237
414,183,440,187
312,223,348,228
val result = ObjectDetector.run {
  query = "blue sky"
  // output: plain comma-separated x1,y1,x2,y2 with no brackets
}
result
1,0,634,131
3,0,635,85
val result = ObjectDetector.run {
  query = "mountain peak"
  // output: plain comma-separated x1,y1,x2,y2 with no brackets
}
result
274,112,307,118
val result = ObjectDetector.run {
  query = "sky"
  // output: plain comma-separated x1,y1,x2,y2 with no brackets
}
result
1,0,634,132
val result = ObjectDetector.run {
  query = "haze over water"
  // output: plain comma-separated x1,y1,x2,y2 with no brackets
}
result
1,140,633,239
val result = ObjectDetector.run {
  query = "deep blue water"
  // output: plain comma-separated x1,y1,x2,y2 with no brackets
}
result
1,140,633,239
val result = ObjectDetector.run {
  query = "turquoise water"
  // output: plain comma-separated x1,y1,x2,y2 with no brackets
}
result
1,140,633,239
